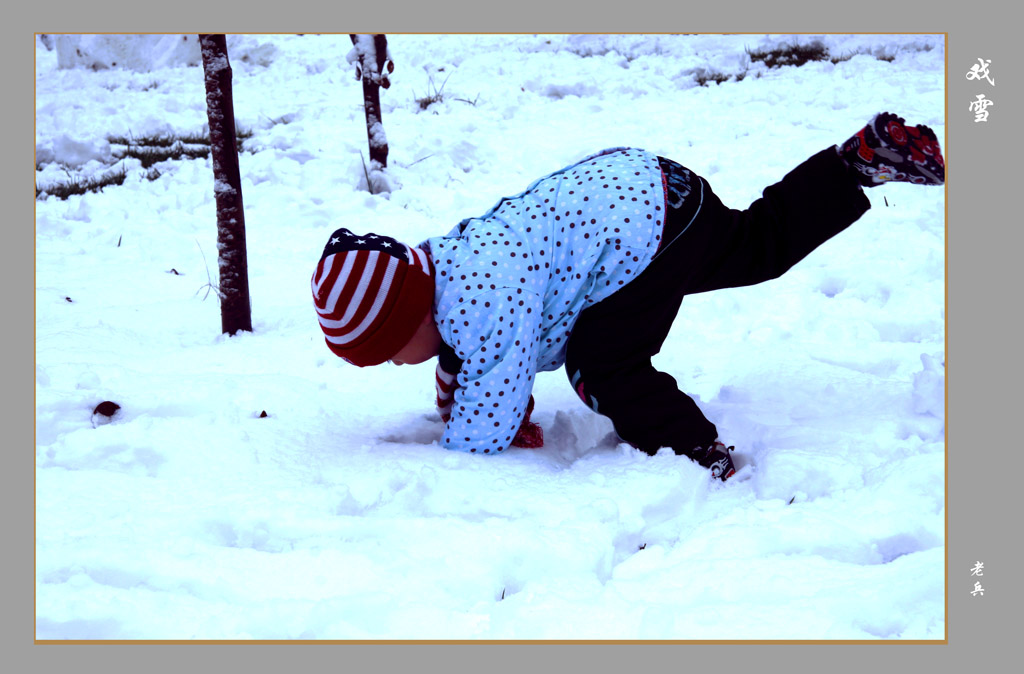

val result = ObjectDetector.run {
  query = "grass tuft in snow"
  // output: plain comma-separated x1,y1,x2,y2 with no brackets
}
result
36,128,255,199
746,41,831,69
745,40,911,70
35,164,127,199
414,72,453,111
692,67,755,87
109,128,254,168
413,71,478,111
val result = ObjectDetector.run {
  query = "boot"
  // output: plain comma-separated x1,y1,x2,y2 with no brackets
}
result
689,440,736,481
837,111,944,186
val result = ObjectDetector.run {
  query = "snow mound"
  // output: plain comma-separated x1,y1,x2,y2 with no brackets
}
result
55,35,203,71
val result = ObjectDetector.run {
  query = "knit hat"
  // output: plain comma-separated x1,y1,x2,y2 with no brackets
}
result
312,228,433,367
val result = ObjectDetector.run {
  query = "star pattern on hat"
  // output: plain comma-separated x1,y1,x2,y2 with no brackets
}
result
313,225,433,368
321,227,407,262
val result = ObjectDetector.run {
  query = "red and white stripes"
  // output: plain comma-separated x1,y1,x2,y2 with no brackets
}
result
312,243,430,351
435,364,458,422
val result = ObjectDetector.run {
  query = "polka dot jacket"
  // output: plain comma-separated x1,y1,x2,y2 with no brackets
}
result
421,148,667,454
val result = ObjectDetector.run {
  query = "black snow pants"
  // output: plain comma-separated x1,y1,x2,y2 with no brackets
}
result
563,147,872,456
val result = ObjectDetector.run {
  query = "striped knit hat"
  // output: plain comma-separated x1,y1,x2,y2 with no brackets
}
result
312,228,433,367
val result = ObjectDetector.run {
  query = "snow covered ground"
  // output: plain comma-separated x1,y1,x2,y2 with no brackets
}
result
35,34,945,640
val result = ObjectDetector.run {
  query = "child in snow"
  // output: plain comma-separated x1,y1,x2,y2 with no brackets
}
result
311,112,944,481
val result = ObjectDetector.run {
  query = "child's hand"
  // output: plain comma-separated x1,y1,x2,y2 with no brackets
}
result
510,395,544,449
511,419,544,448
436,358,543,448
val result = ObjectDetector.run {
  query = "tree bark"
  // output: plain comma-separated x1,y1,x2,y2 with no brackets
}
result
199,34,252,335
349,34,390,168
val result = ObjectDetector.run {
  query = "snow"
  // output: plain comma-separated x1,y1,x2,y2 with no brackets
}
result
35,33,945,640
43,134,112,168
53,35,204,71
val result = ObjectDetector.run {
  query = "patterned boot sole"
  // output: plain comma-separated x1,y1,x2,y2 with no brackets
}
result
863,112,945,185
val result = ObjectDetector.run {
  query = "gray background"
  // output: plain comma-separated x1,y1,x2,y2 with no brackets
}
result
9,0,1021,670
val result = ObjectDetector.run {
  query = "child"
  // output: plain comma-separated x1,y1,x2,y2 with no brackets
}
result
312,112,944,480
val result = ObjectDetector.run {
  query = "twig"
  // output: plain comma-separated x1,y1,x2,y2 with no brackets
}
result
404,153,435,168
359,151,376,195
193,238,223,301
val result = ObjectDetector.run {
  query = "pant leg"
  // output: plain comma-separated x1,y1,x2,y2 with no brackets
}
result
564,147,871,455
656,146,871,295
565,238,718,456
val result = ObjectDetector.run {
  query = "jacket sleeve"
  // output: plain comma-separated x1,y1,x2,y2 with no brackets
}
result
438,286,543,454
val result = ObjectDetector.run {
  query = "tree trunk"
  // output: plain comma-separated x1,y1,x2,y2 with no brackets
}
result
349,34,391,168
199,34,252,335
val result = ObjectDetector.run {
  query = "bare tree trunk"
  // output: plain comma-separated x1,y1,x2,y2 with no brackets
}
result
349,34,391,166
199,34,252,335
348,34,394,193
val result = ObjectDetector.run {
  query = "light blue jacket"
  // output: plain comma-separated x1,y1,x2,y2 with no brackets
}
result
422,148,667,454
